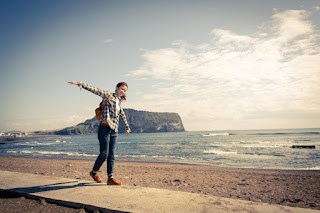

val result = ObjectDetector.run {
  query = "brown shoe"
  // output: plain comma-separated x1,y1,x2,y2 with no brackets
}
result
107,178,121,185
90,171,103,183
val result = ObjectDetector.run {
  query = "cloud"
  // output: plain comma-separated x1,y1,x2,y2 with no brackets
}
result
270,9,314,41
313,6,320,11
128,9,320,130
3,115,93,132
103,38,113,43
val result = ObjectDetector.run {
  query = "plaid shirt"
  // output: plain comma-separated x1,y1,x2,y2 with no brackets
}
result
78,82,131,133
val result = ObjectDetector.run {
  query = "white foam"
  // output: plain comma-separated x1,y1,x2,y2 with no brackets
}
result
243,145,279,148
299,166,320,170
203,150,237,155
7,150,95,157
17,142,58,146
203,133,230,136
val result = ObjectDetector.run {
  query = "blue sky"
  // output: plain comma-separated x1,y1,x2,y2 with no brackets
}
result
1,0,320,132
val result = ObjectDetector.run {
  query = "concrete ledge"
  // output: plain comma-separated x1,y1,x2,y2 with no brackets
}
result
0,170,319,213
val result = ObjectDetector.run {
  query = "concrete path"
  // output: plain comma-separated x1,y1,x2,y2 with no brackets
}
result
0,170,318,213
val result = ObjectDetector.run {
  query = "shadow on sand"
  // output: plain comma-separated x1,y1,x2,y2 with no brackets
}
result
3,181,128,213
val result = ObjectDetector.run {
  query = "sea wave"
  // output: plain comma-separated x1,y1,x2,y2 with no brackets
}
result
203,133,230,136
16,139,70,146
117,154,186,160
203,150,237,155
7,150,95,157
299,166,320,170
17,142,61,146
254,132,320,135
242,145,280,148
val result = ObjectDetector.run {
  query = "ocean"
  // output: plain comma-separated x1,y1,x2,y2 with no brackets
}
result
1,128,319,170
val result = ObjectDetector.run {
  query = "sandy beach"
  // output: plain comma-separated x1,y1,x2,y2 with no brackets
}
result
0,155,319,211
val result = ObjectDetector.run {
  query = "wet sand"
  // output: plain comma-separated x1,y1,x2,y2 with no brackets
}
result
0,155,319,211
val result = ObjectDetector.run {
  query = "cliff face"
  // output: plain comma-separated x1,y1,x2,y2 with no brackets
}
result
120,109,185,133
35,109,185,135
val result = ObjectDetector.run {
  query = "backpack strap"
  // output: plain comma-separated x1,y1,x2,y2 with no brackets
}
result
101,94,112,109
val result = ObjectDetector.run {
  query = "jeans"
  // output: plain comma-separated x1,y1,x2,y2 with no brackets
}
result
92,125,117,176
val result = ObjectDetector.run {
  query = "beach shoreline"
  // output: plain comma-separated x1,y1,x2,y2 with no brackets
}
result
0,155,319,210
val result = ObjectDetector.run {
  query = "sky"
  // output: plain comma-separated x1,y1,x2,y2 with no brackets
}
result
1,0,320,132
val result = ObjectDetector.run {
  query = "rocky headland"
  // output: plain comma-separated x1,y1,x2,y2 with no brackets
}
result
33,109,185,135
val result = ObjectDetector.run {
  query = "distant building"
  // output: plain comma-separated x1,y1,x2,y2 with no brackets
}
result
0,132,29,137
